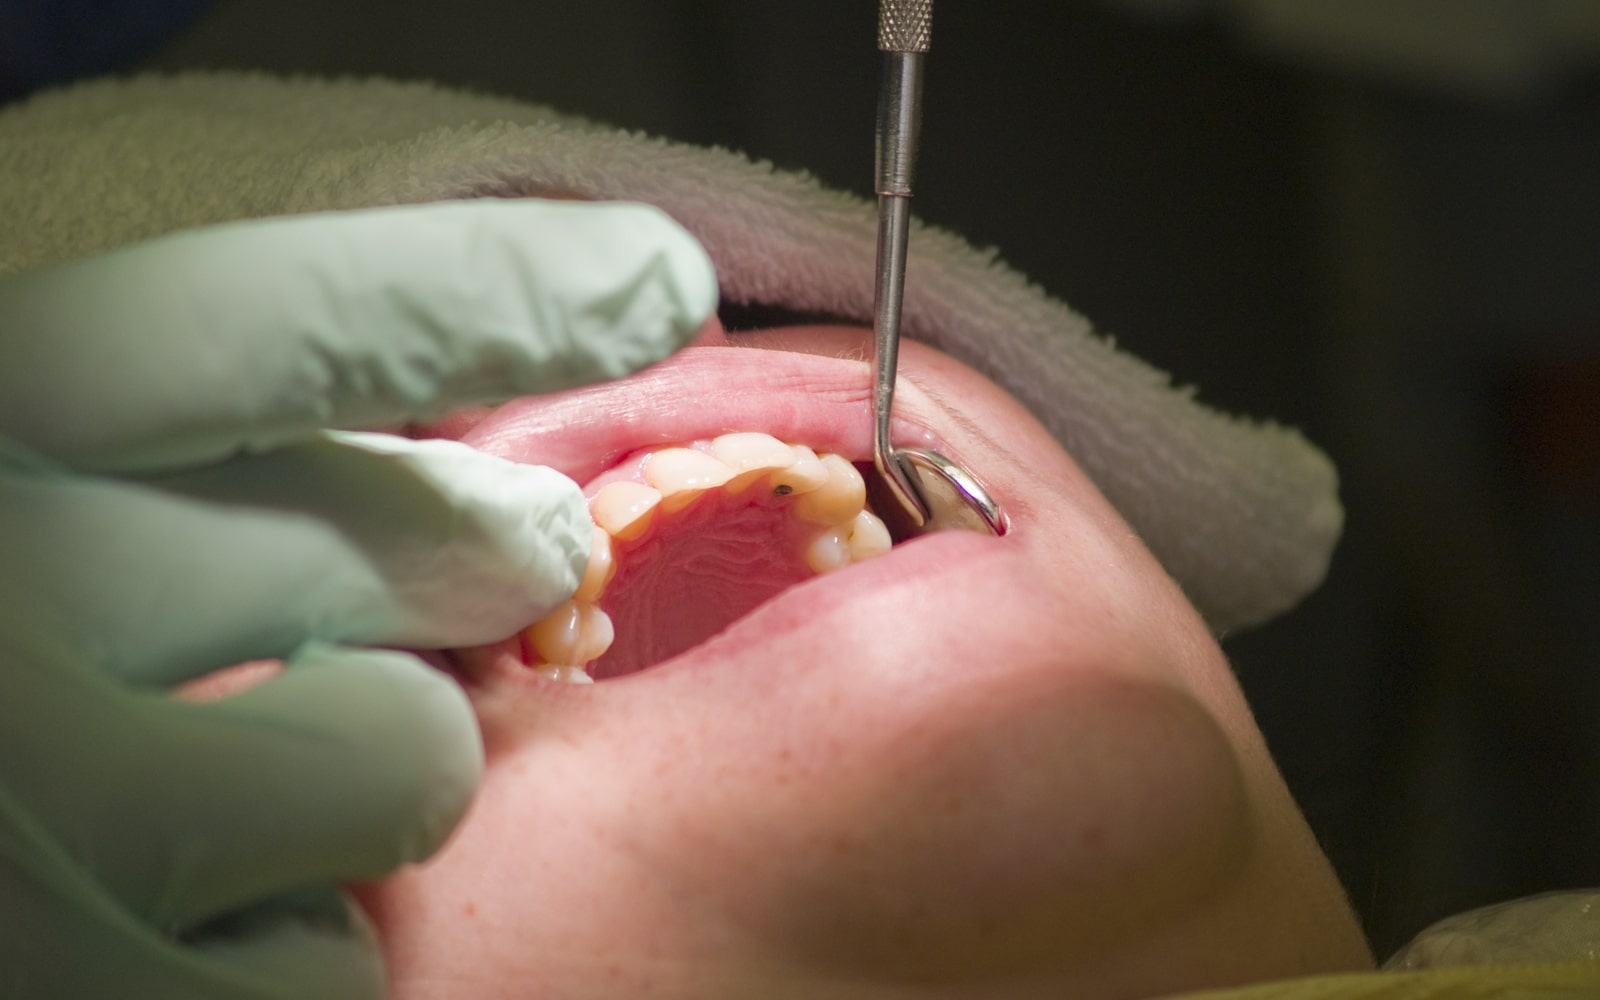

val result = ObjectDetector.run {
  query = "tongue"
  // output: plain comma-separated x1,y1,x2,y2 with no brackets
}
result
590,485,822,679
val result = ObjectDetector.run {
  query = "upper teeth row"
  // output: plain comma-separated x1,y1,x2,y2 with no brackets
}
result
524,432,893,683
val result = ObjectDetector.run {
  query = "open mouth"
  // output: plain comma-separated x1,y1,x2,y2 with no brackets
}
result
434,329,1009,689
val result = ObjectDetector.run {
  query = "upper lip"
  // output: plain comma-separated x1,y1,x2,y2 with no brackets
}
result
455,345,961,485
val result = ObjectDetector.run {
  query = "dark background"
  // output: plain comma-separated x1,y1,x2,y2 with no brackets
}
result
99,0,1600,958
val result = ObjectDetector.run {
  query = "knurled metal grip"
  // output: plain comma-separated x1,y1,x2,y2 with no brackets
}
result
878,0,932,53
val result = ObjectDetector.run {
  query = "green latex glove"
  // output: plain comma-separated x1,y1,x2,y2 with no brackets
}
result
0,199,716,999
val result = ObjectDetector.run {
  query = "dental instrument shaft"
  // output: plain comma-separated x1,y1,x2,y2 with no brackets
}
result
872,0,934,527
867,2,1009,539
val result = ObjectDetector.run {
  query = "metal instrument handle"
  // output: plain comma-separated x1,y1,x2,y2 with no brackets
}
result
869,1,1009,539
875,1,930,198
878,0,933,53
871,0,932,523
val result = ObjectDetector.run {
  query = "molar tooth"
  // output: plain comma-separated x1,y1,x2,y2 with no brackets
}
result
527,600,614,665
645,447,736,512
805,525,852,574
591,481,661,541
712,432,796,492
582,605,616,663
793,453,867,525
768,445,829,496
847,509,892,561
527,599,583,665
574,524,615,602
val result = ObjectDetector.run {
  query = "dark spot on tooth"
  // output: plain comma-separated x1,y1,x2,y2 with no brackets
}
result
773,483,794,496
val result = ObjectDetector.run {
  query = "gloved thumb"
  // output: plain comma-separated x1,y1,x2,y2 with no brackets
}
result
76,644,481,937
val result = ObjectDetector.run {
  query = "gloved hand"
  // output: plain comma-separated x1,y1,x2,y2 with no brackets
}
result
0,199,716,999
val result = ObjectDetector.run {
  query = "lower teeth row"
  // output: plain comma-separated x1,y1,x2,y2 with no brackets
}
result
524,432,892,683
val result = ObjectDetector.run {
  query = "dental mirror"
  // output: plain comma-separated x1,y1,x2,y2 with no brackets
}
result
861,449,1009,542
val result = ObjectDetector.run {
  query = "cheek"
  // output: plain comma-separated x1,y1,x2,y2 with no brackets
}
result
604,614,1248,982
727,670,1249,979
351,750,655,991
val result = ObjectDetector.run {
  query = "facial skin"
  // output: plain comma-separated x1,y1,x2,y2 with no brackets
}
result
352,321,1374,999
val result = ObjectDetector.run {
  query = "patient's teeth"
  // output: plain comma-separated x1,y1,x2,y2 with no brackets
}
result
847,509,892,561
532,665,594,685
712,432,794,470
559,438,901,680
591,481,661,541
584,606,616,662
527,600,615,666
712,432,796,492
574,524,616,602
794,454,867,526
769,445,829,496
645,447,736,512
528,601,582,664
805,525,852,574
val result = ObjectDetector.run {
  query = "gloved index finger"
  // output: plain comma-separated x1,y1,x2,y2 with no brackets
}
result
0,200,717,474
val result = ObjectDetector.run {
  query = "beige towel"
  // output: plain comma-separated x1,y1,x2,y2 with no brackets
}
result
0,72,1342,633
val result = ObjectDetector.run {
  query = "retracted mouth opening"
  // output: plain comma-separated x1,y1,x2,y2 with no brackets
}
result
441,313,997,687
507,435,908,685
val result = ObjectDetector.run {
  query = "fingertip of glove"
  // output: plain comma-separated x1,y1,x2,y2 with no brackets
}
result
409,443,591,626
322,432,590,640
378,199,720,394
475,458,591,600
495,198,719,362
627,202,720,334
284,644,485,862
